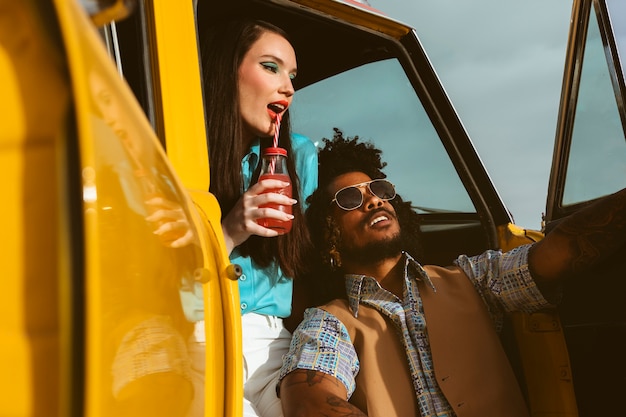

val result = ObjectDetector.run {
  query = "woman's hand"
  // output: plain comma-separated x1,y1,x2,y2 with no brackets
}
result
145,196,195,248
221,178,296,254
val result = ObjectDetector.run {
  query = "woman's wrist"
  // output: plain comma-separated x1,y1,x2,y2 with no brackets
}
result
221,222,236,255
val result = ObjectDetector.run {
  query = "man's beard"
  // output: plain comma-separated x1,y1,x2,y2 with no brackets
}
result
340,231,403,265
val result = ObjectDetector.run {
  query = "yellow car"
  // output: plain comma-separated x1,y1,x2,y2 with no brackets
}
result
1,0,624,416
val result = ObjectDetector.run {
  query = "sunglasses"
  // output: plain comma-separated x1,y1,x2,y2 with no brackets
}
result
330,179,396,211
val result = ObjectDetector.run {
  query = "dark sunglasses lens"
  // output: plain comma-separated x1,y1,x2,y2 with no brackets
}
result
370,180,395,199
336,187,363,210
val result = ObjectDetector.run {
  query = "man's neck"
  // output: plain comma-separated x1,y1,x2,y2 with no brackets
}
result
343,254,404,298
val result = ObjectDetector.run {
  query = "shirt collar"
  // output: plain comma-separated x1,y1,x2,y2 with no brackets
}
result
343,251,436,317
241,138,261,191
248,138,261,158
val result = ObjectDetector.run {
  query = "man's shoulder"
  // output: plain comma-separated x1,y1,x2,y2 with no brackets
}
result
320,298,388,325
423,264,463,274
322,298,349,309
317,298,350,318
421,264,468,282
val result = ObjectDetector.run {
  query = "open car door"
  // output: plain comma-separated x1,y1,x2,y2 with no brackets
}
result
1,1,241,416
545,0,626,415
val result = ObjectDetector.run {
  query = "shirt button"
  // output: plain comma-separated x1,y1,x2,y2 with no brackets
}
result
239,274,247,281
240,303,248,310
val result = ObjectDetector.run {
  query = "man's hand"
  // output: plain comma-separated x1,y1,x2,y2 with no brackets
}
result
280,369,366,417
529,188,626,299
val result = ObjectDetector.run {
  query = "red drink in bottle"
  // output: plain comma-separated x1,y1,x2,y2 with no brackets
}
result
256,147,292,234
257,173,292,234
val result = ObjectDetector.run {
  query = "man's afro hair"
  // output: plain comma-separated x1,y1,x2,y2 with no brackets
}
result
317,128,388,190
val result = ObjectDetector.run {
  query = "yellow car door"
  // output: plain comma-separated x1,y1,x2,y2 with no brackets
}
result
0,1,241,416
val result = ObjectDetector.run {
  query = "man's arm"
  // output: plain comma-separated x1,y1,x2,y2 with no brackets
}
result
529,188,626,298
280,369,366,417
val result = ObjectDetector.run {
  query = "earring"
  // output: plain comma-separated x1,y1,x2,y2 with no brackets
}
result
328,245,341,270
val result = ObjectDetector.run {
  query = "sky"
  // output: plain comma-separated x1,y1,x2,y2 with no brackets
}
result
366,0,573,230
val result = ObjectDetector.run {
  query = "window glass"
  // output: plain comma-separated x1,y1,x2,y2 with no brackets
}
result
606,0,626,85
291,58,475,213
563,8,626,205
86,68,201,415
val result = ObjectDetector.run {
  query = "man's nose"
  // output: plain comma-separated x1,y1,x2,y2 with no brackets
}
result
364,190,384,210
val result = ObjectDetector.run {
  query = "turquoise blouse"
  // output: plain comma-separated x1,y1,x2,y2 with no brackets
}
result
180,133,318,322
236,133,318,317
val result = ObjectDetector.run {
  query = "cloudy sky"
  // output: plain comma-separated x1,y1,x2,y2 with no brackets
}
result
367,0,573,230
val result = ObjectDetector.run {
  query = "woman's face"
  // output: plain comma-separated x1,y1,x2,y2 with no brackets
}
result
238,31,296,142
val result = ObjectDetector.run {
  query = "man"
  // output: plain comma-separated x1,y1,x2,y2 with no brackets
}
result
277,130,626,417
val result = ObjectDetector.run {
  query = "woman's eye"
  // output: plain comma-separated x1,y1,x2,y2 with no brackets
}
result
261,62,279,73
289,73,296,80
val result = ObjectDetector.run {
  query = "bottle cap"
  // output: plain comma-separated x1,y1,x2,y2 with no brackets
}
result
262,147,287,156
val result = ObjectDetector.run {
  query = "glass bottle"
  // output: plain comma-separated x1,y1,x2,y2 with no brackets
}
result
256,147,292,234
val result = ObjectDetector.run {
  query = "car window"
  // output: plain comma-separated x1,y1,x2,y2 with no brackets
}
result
86,66,203,415
291,58,476,214
563,5,626,206
607,0,626,86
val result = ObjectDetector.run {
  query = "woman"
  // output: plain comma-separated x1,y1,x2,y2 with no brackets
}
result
185,19,317,417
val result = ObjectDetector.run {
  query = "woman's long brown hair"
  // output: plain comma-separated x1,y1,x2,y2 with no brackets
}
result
201,19,312,279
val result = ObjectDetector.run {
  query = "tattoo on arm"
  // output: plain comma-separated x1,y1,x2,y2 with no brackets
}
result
305,369,323,387
283,370,344,389
326,396,367,416
282,370,366,416
554,189,626,274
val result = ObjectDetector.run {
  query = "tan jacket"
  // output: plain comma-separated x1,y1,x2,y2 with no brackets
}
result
322,265,529,417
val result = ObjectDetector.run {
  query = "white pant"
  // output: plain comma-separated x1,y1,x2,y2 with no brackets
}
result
187,314,291,417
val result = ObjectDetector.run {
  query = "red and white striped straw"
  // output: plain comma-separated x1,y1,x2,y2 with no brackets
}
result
269,113,281,174
273,112,281,148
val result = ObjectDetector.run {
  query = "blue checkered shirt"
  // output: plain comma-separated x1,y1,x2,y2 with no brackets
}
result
279,245,551,416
